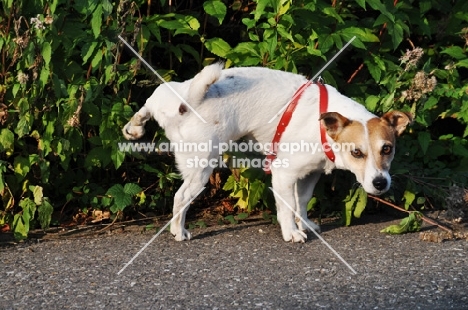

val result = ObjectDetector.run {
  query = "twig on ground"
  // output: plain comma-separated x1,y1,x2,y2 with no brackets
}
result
368,194,453,233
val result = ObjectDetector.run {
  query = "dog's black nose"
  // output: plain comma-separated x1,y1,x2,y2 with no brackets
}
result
372,177,388,191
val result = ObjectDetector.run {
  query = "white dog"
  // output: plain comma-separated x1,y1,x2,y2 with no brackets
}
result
123,63,412,243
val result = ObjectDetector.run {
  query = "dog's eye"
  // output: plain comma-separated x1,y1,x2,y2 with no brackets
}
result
351,149,364,158
381,145,393,155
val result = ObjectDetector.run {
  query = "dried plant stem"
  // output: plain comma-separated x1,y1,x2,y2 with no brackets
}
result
368,194,453,233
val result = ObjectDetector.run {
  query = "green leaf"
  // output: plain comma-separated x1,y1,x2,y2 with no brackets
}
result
380,212,422,234
111,149,125,169
159,20,184,30
253,0,269,21
19,198,36,223
236,212,249,220
184,15,200,30
352,188,368,218
38,199,54,230
453,139,468,157
0,128,14,153
82,41,98,63
39,67,50,89
307,197,318,211
14,156,30,180
344,190,356,226
123,183,142,196
227,42,262,66
147,23,161,43
91,4,103,38
106,184,132,211
355,0,366,9
388,22,404,50
204,37,231,57
32,185,43,205
418,131,431,155
16,113,32,138
368,1,394,23
223,175,236,191
247,180,264,210
85,147,112,168
423,96,438,110
42,42,52,66
232,187,249,209
456,59,468,69
403,189,416,210
203,0,227,25
322,7,344,23
106,184,124,197
91,48,103,68
101,0,113,16
224,214,238,225
365,95,380,111
13,214,29,240
343,187,368,225
365,60,382,83
441,46,466,60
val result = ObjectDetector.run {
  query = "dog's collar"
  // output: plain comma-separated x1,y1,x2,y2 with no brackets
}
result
264,81,335,174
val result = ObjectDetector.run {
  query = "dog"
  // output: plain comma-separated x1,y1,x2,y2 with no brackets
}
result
123,63,412,243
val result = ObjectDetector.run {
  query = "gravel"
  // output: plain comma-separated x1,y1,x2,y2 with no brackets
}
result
1,215,467,309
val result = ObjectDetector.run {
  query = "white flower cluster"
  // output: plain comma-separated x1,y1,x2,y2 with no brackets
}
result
30,14,53,30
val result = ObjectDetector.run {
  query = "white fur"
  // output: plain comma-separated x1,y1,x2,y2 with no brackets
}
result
123,64,410,242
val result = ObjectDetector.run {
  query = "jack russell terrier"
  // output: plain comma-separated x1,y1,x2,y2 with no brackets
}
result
123,63,412,243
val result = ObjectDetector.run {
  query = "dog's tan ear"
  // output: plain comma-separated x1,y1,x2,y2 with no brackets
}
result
320,112,352,140
187,62,223,107
381,111,413,136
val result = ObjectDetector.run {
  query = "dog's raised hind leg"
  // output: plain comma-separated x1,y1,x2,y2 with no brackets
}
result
294,172,321,233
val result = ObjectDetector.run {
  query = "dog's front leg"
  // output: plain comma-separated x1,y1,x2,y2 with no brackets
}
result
294,172,321,233
272,174,307,243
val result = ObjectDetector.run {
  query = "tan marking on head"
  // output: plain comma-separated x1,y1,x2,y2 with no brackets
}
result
331,120,367,187
367,117,396,170
333,121,366,146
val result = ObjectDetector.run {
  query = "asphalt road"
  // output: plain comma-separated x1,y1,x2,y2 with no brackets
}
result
1,214,467,309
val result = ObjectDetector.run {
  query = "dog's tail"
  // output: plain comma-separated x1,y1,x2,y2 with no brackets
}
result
187,62,223,107
122,106,151,140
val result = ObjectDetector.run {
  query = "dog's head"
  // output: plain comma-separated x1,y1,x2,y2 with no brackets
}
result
320,111,413,195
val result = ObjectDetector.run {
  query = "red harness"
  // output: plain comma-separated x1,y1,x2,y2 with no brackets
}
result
264,81,335,174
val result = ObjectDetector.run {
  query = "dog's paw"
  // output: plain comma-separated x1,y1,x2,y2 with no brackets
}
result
283,229,308,243
173,229,192,241
297,219,321,234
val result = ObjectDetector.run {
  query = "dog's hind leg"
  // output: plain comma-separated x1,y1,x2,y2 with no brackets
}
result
272,173,308,243
170,167,212,241
294,172,321,233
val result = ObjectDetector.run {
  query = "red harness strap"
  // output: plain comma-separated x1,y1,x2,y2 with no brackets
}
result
264,81,335,174
318,83,336,163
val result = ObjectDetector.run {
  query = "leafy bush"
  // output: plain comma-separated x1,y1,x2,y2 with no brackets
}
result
1,0,467,239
